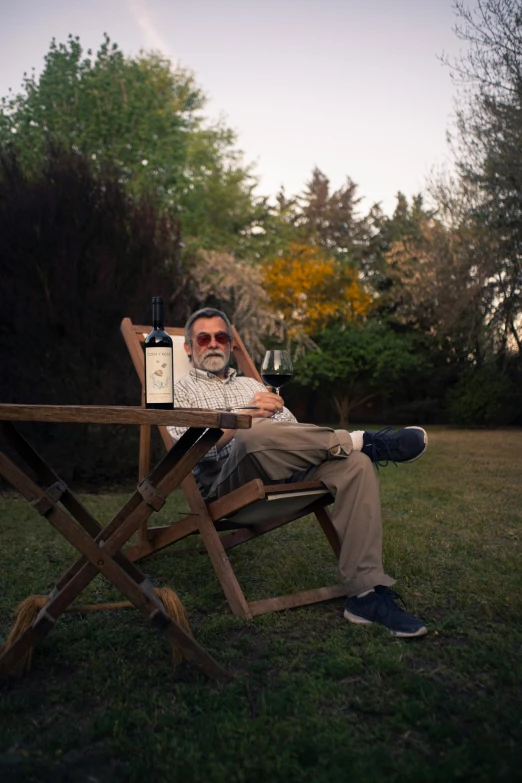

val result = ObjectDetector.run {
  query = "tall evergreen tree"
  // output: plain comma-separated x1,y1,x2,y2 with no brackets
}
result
296,167,377,264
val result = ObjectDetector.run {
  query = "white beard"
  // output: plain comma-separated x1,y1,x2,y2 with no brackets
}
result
200,351,227,373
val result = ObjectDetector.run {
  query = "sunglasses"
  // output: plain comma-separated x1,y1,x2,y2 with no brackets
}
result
194,331,231,348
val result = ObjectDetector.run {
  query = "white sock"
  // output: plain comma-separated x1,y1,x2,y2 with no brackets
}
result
350,430,365,451
356,588,375,598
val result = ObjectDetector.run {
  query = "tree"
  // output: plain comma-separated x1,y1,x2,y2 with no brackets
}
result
0,36,190,202
240,188,302,262
444,0,522,357
367,192,436,313
296,167,377,264
0,35,260,251
261,243,372,346
180,120,260,252
427,173,517,365
382,217,481,337
242,169,383,269
294,323,423,427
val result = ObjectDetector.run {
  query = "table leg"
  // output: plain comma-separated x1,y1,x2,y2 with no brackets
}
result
1,423,212,592
0,427,231,681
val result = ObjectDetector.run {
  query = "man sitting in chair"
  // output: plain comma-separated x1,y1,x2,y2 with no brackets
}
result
168,308,428,638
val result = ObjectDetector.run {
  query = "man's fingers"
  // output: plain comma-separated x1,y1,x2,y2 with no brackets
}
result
250,391,284,408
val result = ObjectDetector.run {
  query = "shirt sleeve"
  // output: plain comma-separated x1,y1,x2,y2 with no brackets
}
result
167,381,228,463
167,383,197,444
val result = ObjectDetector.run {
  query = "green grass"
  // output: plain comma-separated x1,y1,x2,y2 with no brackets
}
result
0,428,521,782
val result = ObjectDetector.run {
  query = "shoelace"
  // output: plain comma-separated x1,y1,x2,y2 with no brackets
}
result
366,426,398,469
376,586,407,611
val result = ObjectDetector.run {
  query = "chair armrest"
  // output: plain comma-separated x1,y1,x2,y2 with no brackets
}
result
207,479,266,521
262,481,328,494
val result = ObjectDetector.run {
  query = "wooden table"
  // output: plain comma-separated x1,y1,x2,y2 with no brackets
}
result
0,404,251,681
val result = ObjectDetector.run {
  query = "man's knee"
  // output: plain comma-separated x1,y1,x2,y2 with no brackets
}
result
315,449,376,486
348,450,378,485
232,421,358,475
348,450,373,470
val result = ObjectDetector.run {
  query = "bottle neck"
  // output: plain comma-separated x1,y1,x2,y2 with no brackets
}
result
152,300,164,330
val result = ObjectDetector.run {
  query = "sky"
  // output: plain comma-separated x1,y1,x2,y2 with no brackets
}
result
0,0,472,215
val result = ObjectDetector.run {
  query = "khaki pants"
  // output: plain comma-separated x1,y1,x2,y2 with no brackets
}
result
209,419,395,597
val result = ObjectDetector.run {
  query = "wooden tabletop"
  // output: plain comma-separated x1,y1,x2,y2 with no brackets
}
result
0,404,252,430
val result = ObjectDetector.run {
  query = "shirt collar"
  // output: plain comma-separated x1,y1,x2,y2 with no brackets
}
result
190,366,238,383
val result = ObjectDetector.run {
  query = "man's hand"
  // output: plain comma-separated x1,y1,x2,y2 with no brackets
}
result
217,391,284,449
243,390,284,418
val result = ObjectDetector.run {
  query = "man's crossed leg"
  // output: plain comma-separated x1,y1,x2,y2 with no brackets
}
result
210,420,427,638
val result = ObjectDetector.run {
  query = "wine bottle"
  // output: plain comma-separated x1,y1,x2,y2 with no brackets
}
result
144,296,174,409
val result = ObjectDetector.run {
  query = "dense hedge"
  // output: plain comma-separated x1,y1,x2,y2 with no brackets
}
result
0,148,182,480
446,362,522,427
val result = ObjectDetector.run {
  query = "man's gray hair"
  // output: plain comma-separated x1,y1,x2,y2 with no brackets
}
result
184,308,233,344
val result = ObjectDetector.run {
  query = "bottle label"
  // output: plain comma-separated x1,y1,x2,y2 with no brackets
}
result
145,347,174,403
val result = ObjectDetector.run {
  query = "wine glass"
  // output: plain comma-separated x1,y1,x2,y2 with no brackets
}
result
261,350,293,420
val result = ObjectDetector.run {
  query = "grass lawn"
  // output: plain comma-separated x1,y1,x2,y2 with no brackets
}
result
0,427,521,782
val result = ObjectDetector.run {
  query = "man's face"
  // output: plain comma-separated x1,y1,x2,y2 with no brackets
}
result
186,316,232,376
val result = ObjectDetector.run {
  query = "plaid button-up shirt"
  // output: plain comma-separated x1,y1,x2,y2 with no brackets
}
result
167,367,297,474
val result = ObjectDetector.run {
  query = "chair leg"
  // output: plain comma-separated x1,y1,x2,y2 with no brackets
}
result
199,509,253,619
138,422,151,543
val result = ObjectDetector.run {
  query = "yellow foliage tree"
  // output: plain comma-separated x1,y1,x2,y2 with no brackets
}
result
262,243,371,342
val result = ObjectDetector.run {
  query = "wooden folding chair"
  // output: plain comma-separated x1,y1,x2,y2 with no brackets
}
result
121,317,346,620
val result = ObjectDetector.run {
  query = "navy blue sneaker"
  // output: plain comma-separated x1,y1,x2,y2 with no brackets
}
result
362,426,427,468
344,586,427,638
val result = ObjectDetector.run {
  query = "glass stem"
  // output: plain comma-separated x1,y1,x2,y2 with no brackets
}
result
273,387,282,419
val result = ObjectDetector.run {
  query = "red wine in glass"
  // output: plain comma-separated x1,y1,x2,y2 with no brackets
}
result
260,372,293,389
261,350,293,420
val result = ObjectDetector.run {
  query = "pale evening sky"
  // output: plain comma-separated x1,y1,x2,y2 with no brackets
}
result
0,0,473,215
